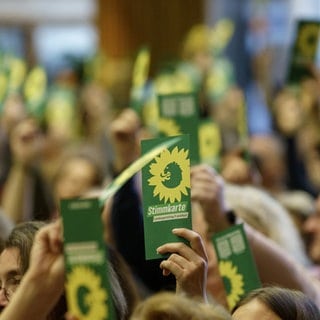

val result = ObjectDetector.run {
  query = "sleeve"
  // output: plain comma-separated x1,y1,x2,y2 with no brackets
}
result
110,175,175,293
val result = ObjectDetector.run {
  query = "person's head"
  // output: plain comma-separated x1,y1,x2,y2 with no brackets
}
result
232,286,320,320
0,93,26,133
249,134,287,192
53,146,105,203
0,221,45,309
220,147,261,186
303,194,320,263
130,291,231,320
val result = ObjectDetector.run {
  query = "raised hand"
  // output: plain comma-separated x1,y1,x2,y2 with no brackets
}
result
157,228,208,302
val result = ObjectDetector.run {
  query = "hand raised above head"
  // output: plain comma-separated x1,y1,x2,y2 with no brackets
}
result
157,228,208,302
10,117,43,167
109,108,142,172
191,164,230,233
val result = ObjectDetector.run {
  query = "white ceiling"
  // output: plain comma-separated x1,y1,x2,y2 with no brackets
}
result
0,0,97,24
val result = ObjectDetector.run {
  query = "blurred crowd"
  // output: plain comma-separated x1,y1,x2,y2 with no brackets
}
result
0,17,320,320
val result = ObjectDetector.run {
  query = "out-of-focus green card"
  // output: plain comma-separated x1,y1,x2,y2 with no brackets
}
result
61,198,115,320
141,134,192,260
130,46,150,113
198,118,221,169
24,65,47,119
157,93,200,165
212,224,261,310
287,20,320,83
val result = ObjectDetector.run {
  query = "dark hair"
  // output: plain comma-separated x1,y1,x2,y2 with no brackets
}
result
232,286,320,320
108,245,141,319
5,221,46,274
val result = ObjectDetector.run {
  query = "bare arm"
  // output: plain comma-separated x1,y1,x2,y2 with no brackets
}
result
246,224,320,305
191,164,320,306
1,118,43,223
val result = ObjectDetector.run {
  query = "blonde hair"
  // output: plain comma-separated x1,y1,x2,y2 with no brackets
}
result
130,291,231,320
225,184,312,266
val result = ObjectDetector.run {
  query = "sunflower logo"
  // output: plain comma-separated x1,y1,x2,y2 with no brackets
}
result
148,146,190,203
198,122,221,161
158,118,181,136
297,23,320,58
218,260,244,310
66,266,108,320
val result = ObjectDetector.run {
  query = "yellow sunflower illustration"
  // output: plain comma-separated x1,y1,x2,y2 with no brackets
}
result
297,23,320,58
158,118,181,136
66,266,108,320
148,146,190,203
218,260,244,310
198,122,221,161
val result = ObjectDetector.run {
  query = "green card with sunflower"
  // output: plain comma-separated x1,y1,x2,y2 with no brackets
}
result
23,65,48,119
287,20,320,84
61,198,115,320
212,224,261,311
157,92,200,165
141,134,192,260
198,119,222,169
130,46,150,113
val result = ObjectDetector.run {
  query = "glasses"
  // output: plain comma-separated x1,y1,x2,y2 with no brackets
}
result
0,277,21,301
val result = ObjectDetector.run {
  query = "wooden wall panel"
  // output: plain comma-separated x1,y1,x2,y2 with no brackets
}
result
97,0,204,75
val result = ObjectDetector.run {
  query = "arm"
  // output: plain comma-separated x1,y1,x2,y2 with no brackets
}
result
1,118,44,222
191,164,320,305
246,224,320,305
1,163,29,222
109,108,141,174
109,108,175,292
111,175,176,292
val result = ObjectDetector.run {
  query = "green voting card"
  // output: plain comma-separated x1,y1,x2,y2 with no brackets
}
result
24,66,47,119
0,68,8,114
287,20,320,83
141,134,192,260
130,46,150,113
157,92,200,165
61,198,115,320
198,119,221,169
212,224,261,310
45,85,79,139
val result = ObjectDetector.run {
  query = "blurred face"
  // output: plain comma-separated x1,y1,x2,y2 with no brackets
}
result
232,298,281,320
0,248,22,312
275,96,302,136
303,195,320,263
54,158,99,201
1,94,26,132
